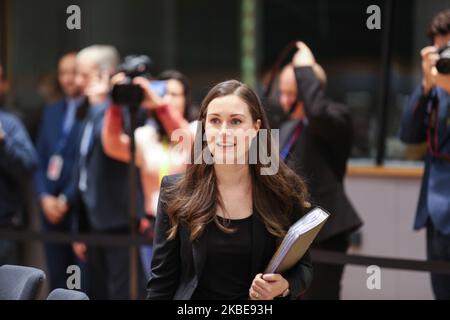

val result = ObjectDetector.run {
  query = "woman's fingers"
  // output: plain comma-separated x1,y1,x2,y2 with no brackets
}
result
261,273,282,282
249,287,257,300
254,276,271,293
250,285,269,300
253,281,271,295
250,274,272,300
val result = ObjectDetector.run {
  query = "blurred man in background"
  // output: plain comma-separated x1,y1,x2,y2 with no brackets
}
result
277,42,362,299
72,45,145,299
33,52,85,290
0,63,38,265
400,9,450,299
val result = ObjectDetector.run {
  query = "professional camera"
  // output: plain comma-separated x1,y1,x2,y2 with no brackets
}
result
112,55,168,108
436,42,450,74
112,55,152,107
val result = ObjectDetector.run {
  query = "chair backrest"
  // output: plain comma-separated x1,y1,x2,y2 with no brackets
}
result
47,288,89,300
0,264,46,300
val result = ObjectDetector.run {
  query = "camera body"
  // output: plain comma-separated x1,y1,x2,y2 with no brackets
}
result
436,42,450,74
112,55,151,107
111,55,167,108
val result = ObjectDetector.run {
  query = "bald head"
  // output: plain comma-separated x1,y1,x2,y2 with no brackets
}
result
278,63,327,113
75,45,119,95
278,65,298,112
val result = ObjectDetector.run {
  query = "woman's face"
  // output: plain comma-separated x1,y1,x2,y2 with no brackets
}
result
163,79,186,116
205,94,261,164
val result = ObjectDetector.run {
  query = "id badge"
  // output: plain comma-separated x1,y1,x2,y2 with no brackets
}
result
47,154,64,181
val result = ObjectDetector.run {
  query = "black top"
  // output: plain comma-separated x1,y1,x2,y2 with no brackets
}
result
147,174,313,300
191,215,253,300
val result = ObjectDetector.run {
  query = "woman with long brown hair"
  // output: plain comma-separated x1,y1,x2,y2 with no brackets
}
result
147,80,312,300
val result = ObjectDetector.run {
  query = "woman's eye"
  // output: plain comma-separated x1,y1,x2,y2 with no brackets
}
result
231,119,242,125
209,118,220,124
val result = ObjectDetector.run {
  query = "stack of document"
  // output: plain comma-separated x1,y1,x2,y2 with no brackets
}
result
265,207,330,273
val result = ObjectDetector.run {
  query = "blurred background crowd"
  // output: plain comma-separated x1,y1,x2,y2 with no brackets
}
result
1,0,450,300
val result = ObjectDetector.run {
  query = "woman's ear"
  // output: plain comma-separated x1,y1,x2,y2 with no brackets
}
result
254,119,261,132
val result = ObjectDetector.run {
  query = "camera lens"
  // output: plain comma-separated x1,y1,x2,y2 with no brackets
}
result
436,46,450,74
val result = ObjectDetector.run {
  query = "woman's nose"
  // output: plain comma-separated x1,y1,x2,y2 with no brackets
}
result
219,122,232,136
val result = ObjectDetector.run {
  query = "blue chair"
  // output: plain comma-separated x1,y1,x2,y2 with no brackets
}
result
0,264,46,300
47,288,89,300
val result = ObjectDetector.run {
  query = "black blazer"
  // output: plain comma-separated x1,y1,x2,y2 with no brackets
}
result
279,67,362,242
146,174,313,300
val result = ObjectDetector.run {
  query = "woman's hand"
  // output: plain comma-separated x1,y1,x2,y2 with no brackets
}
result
249,273,289,300
109,73,164,109
133,77,164,110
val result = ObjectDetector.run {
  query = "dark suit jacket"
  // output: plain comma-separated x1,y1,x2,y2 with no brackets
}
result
400,86,450,235
0,110,37,225
279,67,362,242
34,99,82,199
147,174,313,300
33,99,82,229
75,101,144,232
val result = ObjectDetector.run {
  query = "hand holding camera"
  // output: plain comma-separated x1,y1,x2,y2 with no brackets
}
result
421,46,439,95
111,55,167,111
132,76,164,110
85,70,111,105
421,41,450,95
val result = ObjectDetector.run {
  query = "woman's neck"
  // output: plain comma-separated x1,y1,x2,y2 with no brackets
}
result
214,164,251,189
214,164,253,219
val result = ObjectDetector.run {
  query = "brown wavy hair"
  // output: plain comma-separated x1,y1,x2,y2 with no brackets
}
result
163,80,309,241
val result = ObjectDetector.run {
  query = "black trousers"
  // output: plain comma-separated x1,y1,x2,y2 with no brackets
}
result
0,239,19,266
427,221,450,300
301,232,350,300
41,213,87,291
87,243,131,300
0,222,21,266
86,228,146,300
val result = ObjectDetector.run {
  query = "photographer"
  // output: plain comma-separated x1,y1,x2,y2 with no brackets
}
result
400,9,450,299
72,45,146,299
102,67,197,280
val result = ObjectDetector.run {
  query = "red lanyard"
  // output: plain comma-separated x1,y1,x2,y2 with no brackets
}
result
426,95,450,162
